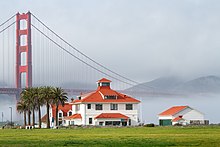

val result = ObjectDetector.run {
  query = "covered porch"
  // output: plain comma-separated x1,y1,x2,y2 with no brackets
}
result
95,113,130,126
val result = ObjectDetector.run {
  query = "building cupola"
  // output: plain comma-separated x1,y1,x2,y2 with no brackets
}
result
97,78,111,88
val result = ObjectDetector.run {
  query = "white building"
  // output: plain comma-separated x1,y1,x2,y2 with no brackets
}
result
41,103,72,128
158,106,208,126
42,78,140,127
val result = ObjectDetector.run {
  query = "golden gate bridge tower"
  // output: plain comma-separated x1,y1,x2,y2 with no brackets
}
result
16,12,32,89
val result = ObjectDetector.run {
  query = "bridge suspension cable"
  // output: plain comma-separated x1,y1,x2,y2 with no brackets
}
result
0,14,16,88
0,22,15,34
0,12,154,92
0,14,16,27
31,13,154,90
31,24,136,87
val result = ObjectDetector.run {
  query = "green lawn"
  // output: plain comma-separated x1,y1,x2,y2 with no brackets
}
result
0,126,220,146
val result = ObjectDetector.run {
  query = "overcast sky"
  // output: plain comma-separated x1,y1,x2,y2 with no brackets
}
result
1,0,220,82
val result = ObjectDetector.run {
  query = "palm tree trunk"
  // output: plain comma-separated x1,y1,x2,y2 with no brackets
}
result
32,107,35,128
56,105,58,126
38,105,41,129
28,109,31,125
46,103,50,128
24,111,27,126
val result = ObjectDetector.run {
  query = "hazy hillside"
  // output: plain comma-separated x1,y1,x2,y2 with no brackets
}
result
174,76,220,94
126,75,220,95
126,76,185,93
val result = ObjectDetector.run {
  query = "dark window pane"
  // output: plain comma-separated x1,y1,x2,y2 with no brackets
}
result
95,104,103,110
89,118,92,124
126,104,133,110
87,104,91,109
104,95,116,99
102,82,110,87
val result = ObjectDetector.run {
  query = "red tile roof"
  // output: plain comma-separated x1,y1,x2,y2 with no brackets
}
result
159,106,188,116
172,116,184,122
64,114,82,120
73,89,140,103
41,114,47,123
99,86,118,96
73,79,140,103
95,113,129,119
51,103,72,119
97,78,112,83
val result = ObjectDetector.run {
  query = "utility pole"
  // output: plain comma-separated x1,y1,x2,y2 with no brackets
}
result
1,112,3,122
9,107,12,126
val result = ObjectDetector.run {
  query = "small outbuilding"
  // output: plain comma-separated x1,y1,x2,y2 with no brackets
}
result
158,106,208,126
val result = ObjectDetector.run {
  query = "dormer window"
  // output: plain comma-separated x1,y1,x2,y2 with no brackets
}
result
104,95,117,99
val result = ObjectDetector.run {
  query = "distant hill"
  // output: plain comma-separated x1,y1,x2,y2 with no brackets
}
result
174,76,220,94
126,76,185,93
126,75,220,95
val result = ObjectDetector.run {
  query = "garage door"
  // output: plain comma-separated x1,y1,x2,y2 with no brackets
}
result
159,119,172,126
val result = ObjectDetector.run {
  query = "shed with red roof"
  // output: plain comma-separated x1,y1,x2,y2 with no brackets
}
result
158,106,206,126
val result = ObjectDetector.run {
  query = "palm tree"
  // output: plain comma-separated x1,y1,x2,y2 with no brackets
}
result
35,87,44,129
20,88,32,126
41,86,53,128
30,87,38,128
16,100,27,126
52,87,68,126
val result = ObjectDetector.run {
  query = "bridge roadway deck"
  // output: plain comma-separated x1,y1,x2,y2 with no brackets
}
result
0,88,92,100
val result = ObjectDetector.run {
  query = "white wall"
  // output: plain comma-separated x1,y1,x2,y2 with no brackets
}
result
81,103,139,126
49,105,53,128
63,118,82,126
158,116,173,120
172,119,187,125
183,110,204,122
173,107,192,118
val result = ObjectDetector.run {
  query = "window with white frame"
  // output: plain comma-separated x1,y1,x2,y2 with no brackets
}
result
110,104,118,110
69,111,72,116
95,104,103,110
59,112,62,117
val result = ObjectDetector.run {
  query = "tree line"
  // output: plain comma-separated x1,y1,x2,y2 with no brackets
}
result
16,86,68,128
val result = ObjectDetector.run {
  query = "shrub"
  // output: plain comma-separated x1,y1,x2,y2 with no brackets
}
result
144,123,155,127
174,123,182,126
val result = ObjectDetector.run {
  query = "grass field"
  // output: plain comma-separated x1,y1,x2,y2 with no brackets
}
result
0,126,220,146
